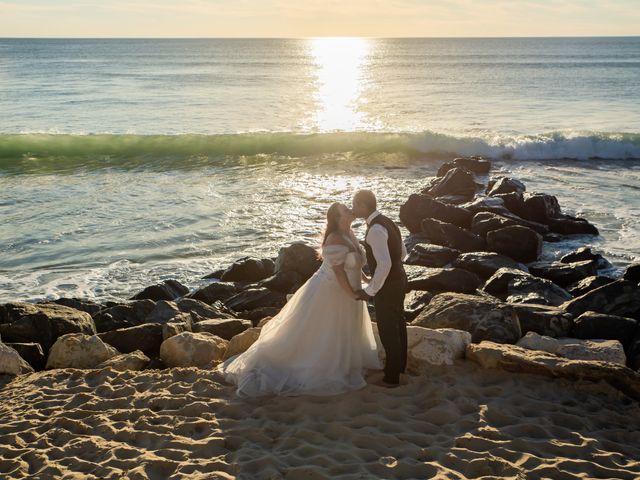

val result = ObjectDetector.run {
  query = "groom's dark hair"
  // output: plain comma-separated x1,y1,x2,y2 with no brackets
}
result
354,189,376,211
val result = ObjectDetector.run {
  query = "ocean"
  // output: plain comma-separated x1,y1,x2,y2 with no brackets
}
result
1,37,639,302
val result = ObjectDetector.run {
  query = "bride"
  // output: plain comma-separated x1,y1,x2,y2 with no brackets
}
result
219,202,382,397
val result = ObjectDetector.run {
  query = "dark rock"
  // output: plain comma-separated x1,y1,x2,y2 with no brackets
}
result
562,279,640,318
452,252,527,279
145,300,182,324
405,233,433,253
547,215,599,235
560,247,611,269
437,162,454,177
225,288,287,312
483,268,572,307
274,242,322,282
220,257,274,283
193,318,252,340
520,193,562,223
258,270,304,294
453,157,491,175
543,233,564,243
202,269,226,280
509,304,573,338
237,307,283,325
487,177,526,196
486,225,542,263
421,218,485,253
407,267,481,294
628,330,640,371
98,324,164,357
623,264,640,284
434,195,471,205
461,197,512,216
571,311,638,347
6,342,46,370
492,192,526,217
130,279,189,302
412,292,521,344
422,167,477,199
399,194,473,233
405,244,460,268
404,290,434,317
187,281,238,305
568,276,616,297
528,260,599,288
92,299,156,333
176,298,235,319
51,298,103,317
0,303,96,352
471,211,548,237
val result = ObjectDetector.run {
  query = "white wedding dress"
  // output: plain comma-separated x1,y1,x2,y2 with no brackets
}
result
219,241,382,397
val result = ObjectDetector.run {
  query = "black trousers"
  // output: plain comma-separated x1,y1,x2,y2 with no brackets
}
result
374,279,407,384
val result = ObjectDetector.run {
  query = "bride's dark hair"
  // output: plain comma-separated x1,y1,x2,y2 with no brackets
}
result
321,202,344,247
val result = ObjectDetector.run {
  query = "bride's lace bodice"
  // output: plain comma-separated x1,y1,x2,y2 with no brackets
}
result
320,243,366,290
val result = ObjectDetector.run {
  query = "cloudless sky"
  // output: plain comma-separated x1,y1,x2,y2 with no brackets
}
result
0,0,638,37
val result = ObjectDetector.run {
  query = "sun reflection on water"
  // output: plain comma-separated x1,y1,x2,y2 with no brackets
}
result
308,37,374,132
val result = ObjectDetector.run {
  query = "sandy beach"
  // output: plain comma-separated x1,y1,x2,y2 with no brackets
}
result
1,362,639,479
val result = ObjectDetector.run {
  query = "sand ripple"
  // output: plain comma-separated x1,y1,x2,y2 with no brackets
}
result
1,363,639,479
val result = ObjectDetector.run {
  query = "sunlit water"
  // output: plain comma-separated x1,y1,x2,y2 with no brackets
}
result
1,37,639,302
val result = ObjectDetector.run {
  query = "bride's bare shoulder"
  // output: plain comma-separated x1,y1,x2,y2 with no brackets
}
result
324,232,350,247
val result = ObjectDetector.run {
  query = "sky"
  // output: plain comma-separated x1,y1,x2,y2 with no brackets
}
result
0,0,638,38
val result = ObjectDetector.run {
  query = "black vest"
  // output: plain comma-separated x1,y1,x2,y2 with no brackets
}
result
364,213,407,287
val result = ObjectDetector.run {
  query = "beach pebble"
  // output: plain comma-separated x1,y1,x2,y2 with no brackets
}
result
46,333,119,369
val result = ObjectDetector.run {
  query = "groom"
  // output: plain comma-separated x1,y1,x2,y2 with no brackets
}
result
352,190,408,388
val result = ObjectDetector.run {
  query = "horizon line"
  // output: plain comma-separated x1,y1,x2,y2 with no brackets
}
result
1,35,639,40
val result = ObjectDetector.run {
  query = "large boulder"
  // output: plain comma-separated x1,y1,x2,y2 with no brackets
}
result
528,260,599,288
92,299,156,333
160,332,228,368
568,276,616,298
624,264,640,284
0,343,34,375
130,279,189,301
187,282,238,305
560,247,611,269
274,242,322,283
193,318,252,340
258,270,305,294
483,268,572,307
461,197,512,216
6,342,46,371
466,341,640,400
628,330,640,371
0,303,96,352
98,324,164,357
46,334,119,369
561,280,640,318
144,300,183,324
96,350,150,371
570,311,638,346
223,327,261,360
509,304,573,338
492,192,526,218
421,218,485,253
547,215,599,236
51,298,103,317
520,193,562,223
486,177,526,196
517,332,626,365
405,244,459,268
407,267,481,294
225,288,287,312
412,293,521,344
220,257,274,283
406,327,471,373
452,251,527,279
399,194,472,233
470,211,548,237
423,167,477,199
486,225,542,263
175,298,235,319
451,157,491,175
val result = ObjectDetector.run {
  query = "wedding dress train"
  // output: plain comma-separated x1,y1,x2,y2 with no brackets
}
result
219,243,381,397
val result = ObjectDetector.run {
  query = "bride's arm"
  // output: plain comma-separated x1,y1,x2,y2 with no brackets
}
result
332,264,359,300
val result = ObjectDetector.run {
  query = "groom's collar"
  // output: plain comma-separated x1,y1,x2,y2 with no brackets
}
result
366,210,381,225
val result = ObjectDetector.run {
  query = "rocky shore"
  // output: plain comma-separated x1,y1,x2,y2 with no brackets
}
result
1,156,640,478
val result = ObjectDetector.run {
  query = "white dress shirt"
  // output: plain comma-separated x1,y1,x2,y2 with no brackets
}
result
364,211,407,297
